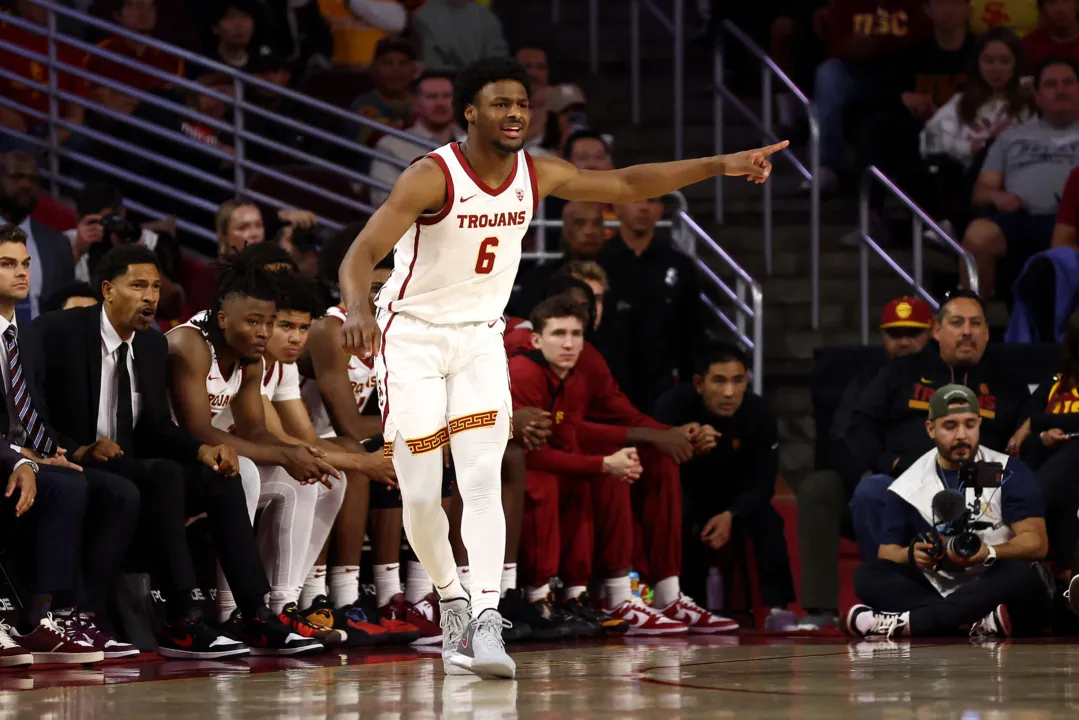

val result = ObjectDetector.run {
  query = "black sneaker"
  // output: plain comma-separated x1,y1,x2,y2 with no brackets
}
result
496,589,533,643
562,592,626,637
513,590,575,641
158,614,249,660
222,608,323,656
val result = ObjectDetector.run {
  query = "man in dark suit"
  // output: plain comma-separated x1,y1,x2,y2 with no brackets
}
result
30,244,318,657
0,224,139,659
0,152,75,322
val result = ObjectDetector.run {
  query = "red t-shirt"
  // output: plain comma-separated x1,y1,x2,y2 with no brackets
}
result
1023,29,1079,72
84,36,184,94
0,19,89,125
1056,167,1079,228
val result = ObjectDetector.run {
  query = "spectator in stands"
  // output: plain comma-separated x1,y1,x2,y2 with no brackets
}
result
846,384,1048,640
215,200,318,258
320,0,406,69
277,224,322,281
598,197,700,413
654,342,799,631
369,70,460,206
516,44,551,147
193,0,275,77
509,202,605,318
0,0,91,157
85,0,184,117
813,0,930,193
249,0,332,75
769,1,829,131
970,0,1040,36
411,0,509,71
543,130,618,238
41,281,98,313
1023,0,1079,68
791,295,933,630
0,223,134,662
0,152,75,321
31,244,291,658
66,182,184,319
846,290,1030,560
542,85,590,155
964,57,1079,298
347,36,418,149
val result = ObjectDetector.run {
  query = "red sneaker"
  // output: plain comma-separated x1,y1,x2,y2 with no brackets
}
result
405,592,444,646
0,621,32,667
609,597,688,636
375,593,423,645
658,593,739,634
12,614,104,664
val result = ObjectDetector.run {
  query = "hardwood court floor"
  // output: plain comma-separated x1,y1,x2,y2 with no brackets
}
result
3,635,1078,718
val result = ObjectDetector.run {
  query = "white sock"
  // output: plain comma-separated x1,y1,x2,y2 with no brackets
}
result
269,588,299,614
457,565,471,594
435,575,467,601
374,563,402,607
216,589,236,624
565,585,587,600
605,575,632,608
527,584,550,603
500,563,517,597
653,576,681,609
299,565,327,609
405,561,432,604
328,565,360,608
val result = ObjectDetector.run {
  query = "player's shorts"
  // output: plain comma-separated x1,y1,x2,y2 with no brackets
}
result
374,309,512,458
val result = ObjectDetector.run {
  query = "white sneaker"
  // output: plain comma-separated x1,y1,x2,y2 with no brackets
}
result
610,596,689,636
842,605,909,640
439,596,472,676
448,609,515,680
970,604,1011,638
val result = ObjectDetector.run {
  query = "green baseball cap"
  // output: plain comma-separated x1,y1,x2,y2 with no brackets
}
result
928,384,979,420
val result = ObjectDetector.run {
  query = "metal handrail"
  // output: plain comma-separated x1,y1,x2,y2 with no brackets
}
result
857,166,980,344
715,20,821,331
629,0,684,160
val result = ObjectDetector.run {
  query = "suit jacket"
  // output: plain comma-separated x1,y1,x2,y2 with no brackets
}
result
0,444,25,477
29,220,75,315
27,305,203,463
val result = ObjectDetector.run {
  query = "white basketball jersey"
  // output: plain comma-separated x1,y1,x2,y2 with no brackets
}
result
375,142,537,325
261,359,301,403
166,310,245,432
301,306,378,437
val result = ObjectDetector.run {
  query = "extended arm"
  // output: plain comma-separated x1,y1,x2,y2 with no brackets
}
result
532,141,788,205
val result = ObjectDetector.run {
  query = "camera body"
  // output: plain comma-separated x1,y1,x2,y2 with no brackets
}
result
916,460,1003,567
90,213,141,245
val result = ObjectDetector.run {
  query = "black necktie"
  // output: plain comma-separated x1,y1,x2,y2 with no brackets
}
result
4,326,53,456
115,342,134,454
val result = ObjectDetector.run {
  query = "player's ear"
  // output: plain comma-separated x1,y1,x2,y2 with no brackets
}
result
465,104,477,125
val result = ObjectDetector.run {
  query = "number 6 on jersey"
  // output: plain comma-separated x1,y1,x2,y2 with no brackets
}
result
475,236,499,274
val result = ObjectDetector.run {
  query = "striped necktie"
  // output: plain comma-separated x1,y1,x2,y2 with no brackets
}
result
4,326,54,456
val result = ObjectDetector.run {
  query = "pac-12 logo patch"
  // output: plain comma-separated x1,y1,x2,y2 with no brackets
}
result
516,188,524,202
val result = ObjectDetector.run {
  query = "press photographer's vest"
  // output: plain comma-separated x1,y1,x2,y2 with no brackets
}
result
888,446,1014,596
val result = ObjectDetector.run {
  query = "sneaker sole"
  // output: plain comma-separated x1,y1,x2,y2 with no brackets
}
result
624,625,689,636
0,653,32,667
468,656,516,680
687,624,738,634
444,656,474,676
249,643,324,656
103,649,142,659
30,650,105,664
410,633,443,646
157,646,250,660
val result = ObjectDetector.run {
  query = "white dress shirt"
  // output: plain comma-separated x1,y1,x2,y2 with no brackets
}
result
17,217,41,319
98,309,141,442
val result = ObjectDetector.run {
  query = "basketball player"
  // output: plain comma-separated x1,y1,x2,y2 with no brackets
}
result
166,253,344,651
340,57,786,679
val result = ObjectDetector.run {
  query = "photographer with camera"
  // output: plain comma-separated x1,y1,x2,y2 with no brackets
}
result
845,384,1051,639
66,182,183,320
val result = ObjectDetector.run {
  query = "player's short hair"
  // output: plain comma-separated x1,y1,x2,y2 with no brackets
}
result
1035,56,1079,88
319,221,368,285
562,129,610,161
414,69,456,94
198,250,281,343
76,181,124,218
543,272,596,330
93,245,160,299
694,341,749,376
453,57,532,129
564,260,608,291
276,273,325,321
233,238,296,270
215,199,260,239
0,225,26,246
530,293,589,334
41,281,97,314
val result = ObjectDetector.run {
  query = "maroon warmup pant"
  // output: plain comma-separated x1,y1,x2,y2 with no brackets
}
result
521,470,606,588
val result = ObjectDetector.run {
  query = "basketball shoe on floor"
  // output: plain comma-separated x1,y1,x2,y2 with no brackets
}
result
0,620,32,667
842,605,909,639
562,592,627,637
54,609,140,659
440,596,473,676
532,592,594,638
659,593,738,634
400,592,443,646
12,614,104,664
221,608,323,656
970,605,1011,638
379,593,434,645
303,596,386,647
449,609,515,680
280,602,346,646
357,588,420,644
158,613,249,660
500,589,571,641
609,596,688,636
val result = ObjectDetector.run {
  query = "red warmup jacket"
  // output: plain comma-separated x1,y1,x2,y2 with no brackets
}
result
504,320,666,452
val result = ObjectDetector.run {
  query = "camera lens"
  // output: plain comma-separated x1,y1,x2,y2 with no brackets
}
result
948,532,982,560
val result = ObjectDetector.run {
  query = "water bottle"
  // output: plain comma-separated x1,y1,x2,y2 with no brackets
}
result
629,571,640,598
706,567,724,611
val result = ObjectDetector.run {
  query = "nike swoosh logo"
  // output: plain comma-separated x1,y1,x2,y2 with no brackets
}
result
460,194,477,203
481,589,499,594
